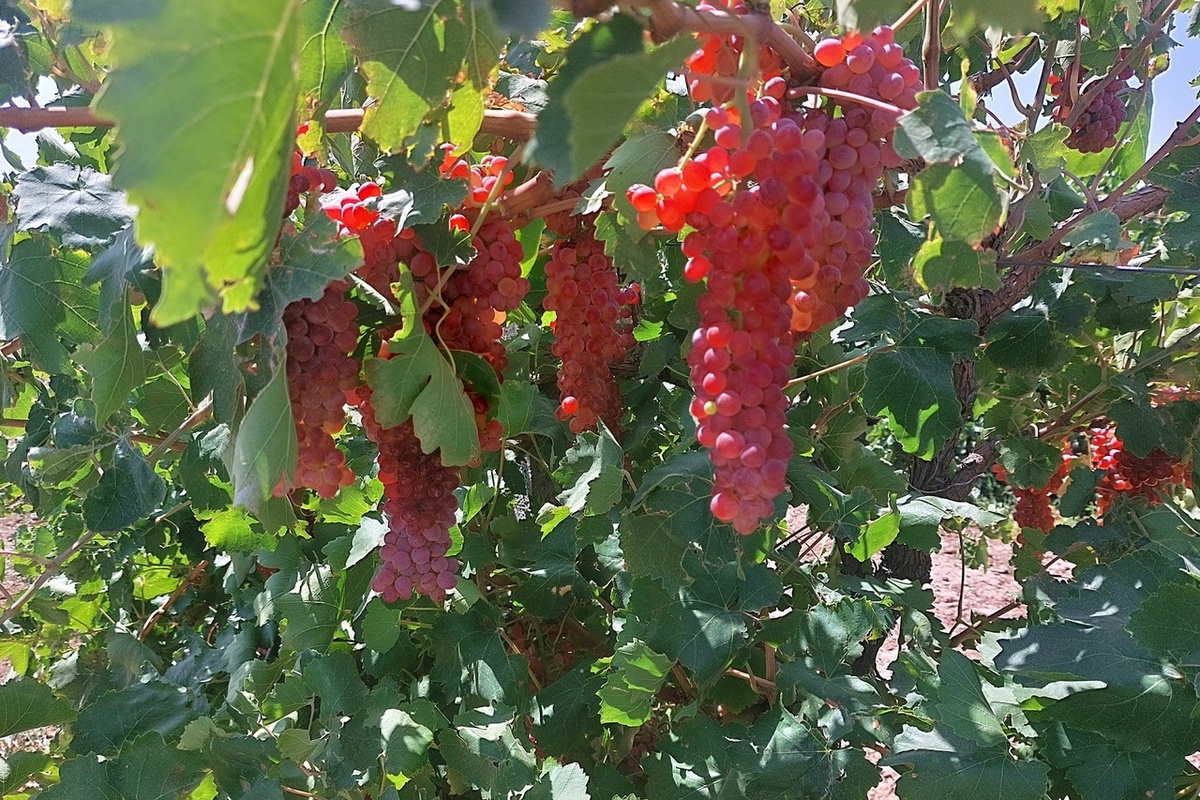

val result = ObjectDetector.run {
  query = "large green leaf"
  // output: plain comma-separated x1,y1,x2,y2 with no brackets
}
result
861,347,961,460
82,441,166,532
70,681,195,756
78,0,303,325
532,664,604,755
530,14,695,183
598,639,673,727
0,236,100,374
344,0,500,154
297,0,354,150
0,678,76,739
12,164,135,248
231,355,297,515
75,302,145,424
884,728,1049,800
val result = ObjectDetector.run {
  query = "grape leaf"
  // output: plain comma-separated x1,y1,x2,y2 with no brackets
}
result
0,236,100,374
598,640,672,727
70,681,194,755
13,163,135,248
409,350,480,467
861,347,961,460
82,441,166,533
532,664,604,754
75,302,145,424
884,727,1049,800
998,437,1064,489
297,0,354,151
530,13,696,183
79,0,303,325
912,238,1000,292
344,0,499,154
0,678,75,739
231,356,297,515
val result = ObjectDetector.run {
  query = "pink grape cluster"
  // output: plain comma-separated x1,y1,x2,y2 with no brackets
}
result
795,25,919,331
360,389,460,603
627,81,827,533
543,231,638,433
683,0,783,103
286,153,337,218
1058,69,1132,153
282,282,359,499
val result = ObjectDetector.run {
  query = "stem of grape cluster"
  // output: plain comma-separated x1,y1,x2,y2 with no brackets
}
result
787,86,904,117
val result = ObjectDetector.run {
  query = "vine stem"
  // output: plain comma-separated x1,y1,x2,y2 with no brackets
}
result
620,0,819,75
892,0,930,31
784,345,894,390
1060,0,1180,130
0,530,98,626
0,106,540,140
138,559,210,641
787,86,904,117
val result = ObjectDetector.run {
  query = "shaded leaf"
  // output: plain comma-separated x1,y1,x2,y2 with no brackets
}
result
13,164,135,248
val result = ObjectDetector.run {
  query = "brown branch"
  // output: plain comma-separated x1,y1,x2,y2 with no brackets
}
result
922,0,941,91
138,559,210,641
968,39,1038,95
893,0,931,31
620,0,819,76
0,105,539,141
978,184,1172,329
0,530,98,626
498,171,557,218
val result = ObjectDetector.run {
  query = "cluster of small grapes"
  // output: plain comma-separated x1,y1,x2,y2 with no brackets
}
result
993,456,1074,534
286,153,337,219
1088,423,1190,514
794,25,919,332
628,83,827,533
440,145,515,208
324,181,385,236
359,388,460,603
280,283,360,498
1051,66,1133,153
683,0,782,103
543,229,638,433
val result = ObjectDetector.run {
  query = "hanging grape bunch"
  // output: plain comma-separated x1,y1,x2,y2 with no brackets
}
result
1051,60,1134,153
627,23,919,534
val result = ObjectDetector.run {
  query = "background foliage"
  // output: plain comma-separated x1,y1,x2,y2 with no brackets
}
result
0,0,1198,798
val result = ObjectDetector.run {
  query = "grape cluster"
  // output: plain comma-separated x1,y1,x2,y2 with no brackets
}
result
324,181,385,235
629,83,824,533
282,282,360,498
1052,66,1132,153
286,153,337,218
1089,423,1188,514
794,25,920,332
543,230,637,433
683,0,782,104
993,455,1073,534
360,389,460,603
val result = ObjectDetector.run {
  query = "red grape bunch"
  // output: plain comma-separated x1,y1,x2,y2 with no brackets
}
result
683,0,783,104
793,25,921,332
1089,423,1189,514
993,455,1074,534
281,282,360,499
1051,65,1133,153
543,230,638,433
360,388,461,604
628,82,829,533
285,153,337,219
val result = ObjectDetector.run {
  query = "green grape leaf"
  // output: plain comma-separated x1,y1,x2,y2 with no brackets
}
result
277,564,340,652
884,727,1049,800
0,678,76,739
603,126,680,222
550,425,624,524
861,347,961,460
231,357,297,514
844,510,901,562
984,309,1068,373
12,164,135,248
598,639,673,727
912,238,1000,291
297,0,354,150
86,227,154,335
0,236,100,374
1061,209,1120,249
532,664,604,755
409,350,480,467
75,302,145,424
82,441,166,532
929,651,1007,747
1126,582,1200,664
1055,733,1178,800
998,437,1064,489
79,0,303,325
344,0,499,154
70,681,195,755
304,651,369,721
198,507,269,553
530,13,695,183
378,155,468,223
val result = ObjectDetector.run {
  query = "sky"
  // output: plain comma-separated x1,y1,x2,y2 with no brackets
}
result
2,17,1197,170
